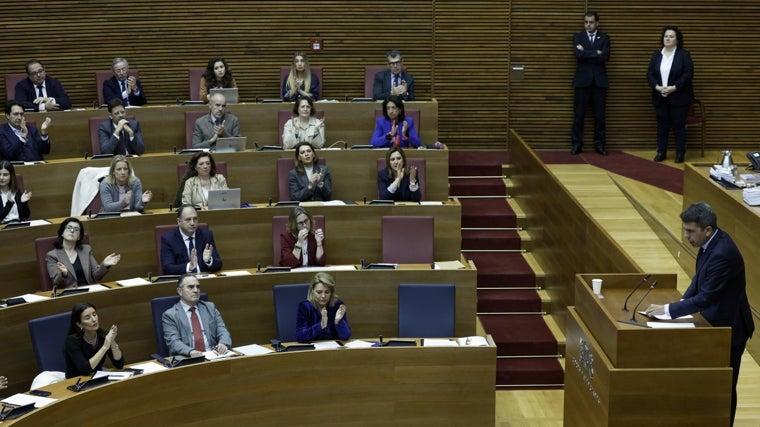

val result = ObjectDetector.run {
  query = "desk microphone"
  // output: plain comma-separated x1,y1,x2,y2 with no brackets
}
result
256,263,261,272
363,196,366,205
268,198,273,207
148,272,152,282
84,152,90,160
87,209,93,220
630,281,658,323
622,273,651,312
51,285,58,298
173,146,177,155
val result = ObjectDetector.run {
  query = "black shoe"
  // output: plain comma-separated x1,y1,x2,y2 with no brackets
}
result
595,146,608,156
653,152,666,162
570,146,582,155
675,152,685,163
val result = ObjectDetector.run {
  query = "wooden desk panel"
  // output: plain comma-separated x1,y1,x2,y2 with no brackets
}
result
0,202,461,296
15,148,449,219
15,101,438,159
0,268,477,396
10,339,494,426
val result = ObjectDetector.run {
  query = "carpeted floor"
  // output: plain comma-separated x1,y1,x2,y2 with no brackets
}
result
536,150,684,194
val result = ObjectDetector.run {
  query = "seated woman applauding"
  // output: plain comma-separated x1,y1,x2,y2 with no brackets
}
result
46,217,120,289
182,152,228,209
64,302,124,378
282,97,325,149
281,51,320,102
279,206,326,268
370,95,421,148
377,147,420,202
288,142,331,201
0,160,31,224
99,155,152,212
296,272,350,342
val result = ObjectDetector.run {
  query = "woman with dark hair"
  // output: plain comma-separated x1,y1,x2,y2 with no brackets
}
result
200,56,237,103
46,217,120,288
279,206,326,268
370,95,421,148
295,272,350,342
64,302,123,378
378,147,420,201
282,97,325,149
288,142,332,201
282,51,320,101
99,155,152,212
0,160,31,223
181,151,228,208
647,25,694,163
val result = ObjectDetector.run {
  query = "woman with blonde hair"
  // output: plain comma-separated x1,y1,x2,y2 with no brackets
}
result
99,155,152,212
295,272,350,342
281,51,320,101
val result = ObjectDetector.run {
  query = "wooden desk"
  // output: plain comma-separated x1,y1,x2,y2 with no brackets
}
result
564,274,732,426
7,337,495,426
0,267,478,396
15,100,439,159
683,163,760,359
15,148,450,219
1,202,462,296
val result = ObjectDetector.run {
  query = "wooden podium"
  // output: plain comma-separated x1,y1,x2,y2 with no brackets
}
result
564,273,733,427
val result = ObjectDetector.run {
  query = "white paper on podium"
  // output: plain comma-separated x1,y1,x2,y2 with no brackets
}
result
646,322,696,329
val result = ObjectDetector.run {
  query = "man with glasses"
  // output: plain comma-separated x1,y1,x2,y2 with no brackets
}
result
160,204,222,275
192,93,240,149
98,98,145,155
373,49,415,101
102,57,147,106
162,274,232,357
0,100,53,162
14,59,71,112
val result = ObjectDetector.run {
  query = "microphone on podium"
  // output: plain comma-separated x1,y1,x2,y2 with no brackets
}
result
629,281,658,323
621,273,651,312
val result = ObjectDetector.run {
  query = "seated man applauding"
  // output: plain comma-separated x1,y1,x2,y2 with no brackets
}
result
160,205,222,275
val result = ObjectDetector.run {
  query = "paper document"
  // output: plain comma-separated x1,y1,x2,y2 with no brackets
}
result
93,370,133,381
220,270,253,277
344,340,376,348
203,350,234,360
293,265,357,272
457,336,489,347
422,339,458,347
1,393,56,408
434,260,466,270
130,361,170,374
646,322,696,329
116,277,152,287
21,294,49,303
313,341,342,350
233,344,275,356
638,311,693,320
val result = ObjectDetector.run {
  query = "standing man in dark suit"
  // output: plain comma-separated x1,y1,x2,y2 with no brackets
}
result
98,98,145,155
102,57,147,107
373,50,415,101
646,202,754,426
571,11,610,156
14,59,71,112
0,101,52,162
162,274,231,357
160,204,222,275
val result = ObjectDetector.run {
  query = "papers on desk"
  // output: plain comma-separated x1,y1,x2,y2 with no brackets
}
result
93,370,134,381
646,322,696,329
313,341,342,350
29,219,52,227
343,340,377,348
743,186,760,206
434,260,466,270
422,339,459,347
2,393,56,408
638,312,693,321
130,361,170,374
19,293,50,303
116,277,152,287
219,270,253,277
300,200,346,207
203,350,235,360
233,344,275,356
422,336,490,347
80,284,110,292
292,265,357,272
420,201,444,205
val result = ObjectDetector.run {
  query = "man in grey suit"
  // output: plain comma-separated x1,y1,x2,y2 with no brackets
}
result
191,93,240,149
162,274,232,357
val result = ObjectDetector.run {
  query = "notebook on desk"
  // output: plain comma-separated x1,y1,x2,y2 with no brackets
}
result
214,137,247,153
209,87,239,104
207,188,240,210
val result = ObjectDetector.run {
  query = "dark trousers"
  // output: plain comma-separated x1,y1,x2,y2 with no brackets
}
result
572,85,606,149
729,341,746,426
654,98,689,154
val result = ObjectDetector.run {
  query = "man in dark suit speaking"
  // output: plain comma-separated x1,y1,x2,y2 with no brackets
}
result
571,11,610,156
160,204,222,275
646,202,754,426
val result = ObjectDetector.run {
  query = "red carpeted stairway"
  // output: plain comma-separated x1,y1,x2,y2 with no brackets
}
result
450,150,564,390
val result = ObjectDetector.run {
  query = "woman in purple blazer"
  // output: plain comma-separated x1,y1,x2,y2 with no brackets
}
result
295,272,350,342
370,95,421,148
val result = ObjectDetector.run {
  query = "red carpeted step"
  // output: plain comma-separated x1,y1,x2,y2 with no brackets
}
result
448,150,509,177
460,198,516,228
480,314,557,356
495,358,564,389
461,229,521,250
449,178,506,197
466,252,534,287
477,289,541,312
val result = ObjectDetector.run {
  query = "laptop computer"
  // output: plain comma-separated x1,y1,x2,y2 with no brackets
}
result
215,136,247,153
209,87,239,104
207,188,241,210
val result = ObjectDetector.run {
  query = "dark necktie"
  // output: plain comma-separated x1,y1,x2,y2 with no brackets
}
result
189,306,205,351
393,74,400,87
214,118,221,127
37,85,44,98
118,129,128,154
188,236,194,257
121,81,130,106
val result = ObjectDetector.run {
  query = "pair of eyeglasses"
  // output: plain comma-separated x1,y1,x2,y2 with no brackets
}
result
29,69,45,76
388,60,402,67
66,226,81,233
297,219,310,227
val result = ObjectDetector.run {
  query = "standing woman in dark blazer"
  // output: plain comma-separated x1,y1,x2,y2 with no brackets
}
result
647,25,694,163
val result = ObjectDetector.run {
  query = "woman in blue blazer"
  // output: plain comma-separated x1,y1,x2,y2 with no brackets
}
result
647,26,694,163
